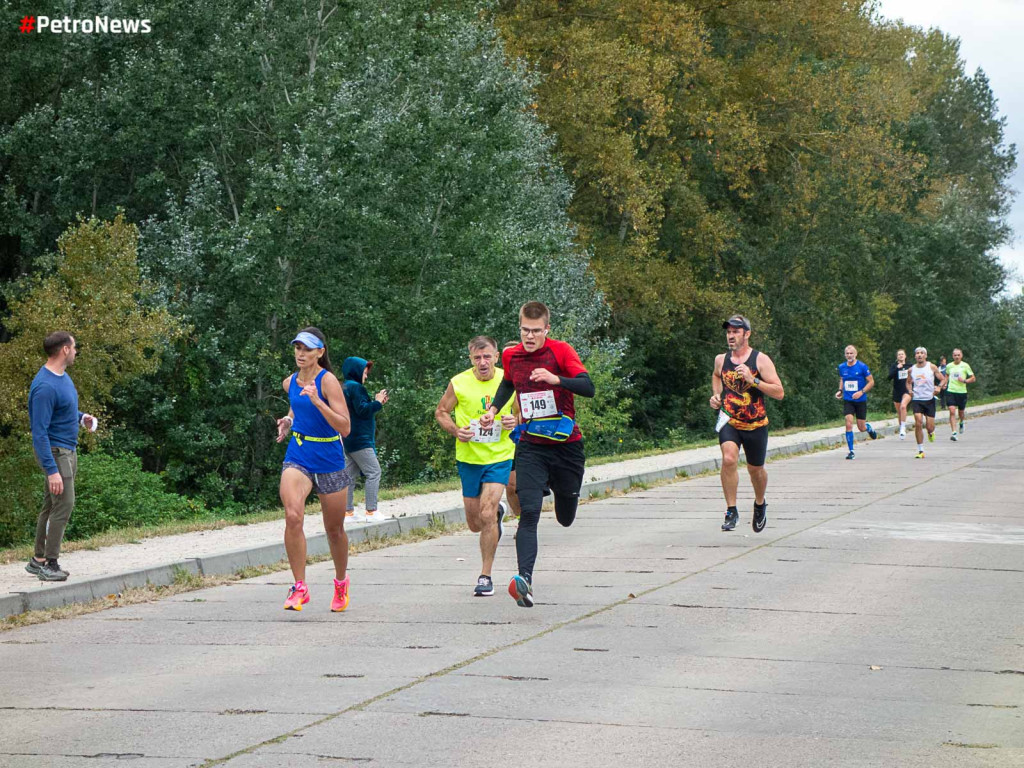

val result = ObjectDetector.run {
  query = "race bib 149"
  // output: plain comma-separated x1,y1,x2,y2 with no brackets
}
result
520,390,558,419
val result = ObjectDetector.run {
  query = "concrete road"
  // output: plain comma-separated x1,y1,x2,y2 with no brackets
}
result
2,411,1022,767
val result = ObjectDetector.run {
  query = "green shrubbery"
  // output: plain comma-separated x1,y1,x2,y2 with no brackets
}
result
0,446,209,547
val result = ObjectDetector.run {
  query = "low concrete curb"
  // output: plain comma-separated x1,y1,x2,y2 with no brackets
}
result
4,398,1020,619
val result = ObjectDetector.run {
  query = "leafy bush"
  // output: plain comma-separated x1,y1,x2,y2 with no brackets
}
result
0,437,44,548
64,451,208,540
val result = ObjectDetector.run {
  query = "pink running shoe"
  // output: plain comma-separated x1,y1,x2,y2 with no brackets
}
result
331,576,350,612
284,582,310,611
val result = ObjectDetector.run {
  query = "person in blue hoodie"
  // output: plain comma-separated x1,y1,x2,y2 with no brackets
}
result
341,357,389,520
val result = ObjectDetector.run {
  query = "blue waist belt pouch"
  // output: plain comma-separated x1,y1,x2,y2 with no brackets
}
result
524,415,575,442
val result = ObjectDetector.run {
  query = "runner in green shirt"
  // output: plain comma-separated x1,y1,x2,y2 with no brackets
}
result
944,348,976,441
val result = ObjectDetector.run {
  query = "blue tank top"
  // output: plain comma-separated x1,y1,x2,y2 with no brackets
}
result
283,370,347,473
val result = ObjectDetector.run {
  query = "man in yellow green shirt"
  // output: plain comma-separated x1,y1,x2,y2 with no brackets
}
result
944,348,976,441
435,336,517,596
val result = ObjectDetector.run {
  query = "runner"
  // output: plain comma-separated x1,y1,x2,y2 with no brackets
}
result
276,328,353,612
936,355,949,411
944,348,976,440
502,340,523,521
710,315,785,532
836,345,877,459
478,301,595,608
887,349,911,440
906,346,947,459
435,336,516,596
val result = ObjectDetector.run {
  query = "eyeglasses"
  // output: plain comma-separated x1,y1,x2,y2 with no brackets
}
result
520,327,547,336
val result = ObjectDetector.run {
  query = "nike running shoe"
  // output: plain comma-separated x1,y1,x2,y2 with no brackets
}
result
331,577,349,612
915,451,925,459
284,583,310,611
508,574,534,608
496,501,507,543
867,425,877,440
721,509,739,531
474,575,494,597
752,502,767,533
950,433,958,441
846,451,855,460
928,432,935,443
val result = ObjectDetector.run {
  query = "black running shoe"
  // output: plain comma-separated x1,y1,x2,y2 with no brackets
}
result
474,575,494,597
25,558,46,576
38,559,69,582
845,451,855,460
867,425,877,440
752,502,767,533
496,501,507,543
721,509,739,531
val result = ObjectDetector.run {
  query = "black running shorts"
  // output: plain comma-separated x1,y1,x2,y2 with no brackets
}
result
513,439,585,498
843,400,868,420
718,424,769,467
947,391,968,409
911,399,936,418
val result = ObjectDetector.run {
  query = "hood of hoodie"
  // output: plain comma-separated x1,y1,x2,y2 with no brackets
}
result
342,356,369,384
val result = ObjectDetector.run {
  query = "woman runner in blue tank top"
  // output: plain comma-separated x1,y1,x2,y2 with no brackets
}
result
275,327,354,613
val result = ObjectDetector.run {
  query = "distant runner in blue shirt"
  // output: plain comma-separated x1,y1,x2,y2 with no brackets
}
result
835,345,877,459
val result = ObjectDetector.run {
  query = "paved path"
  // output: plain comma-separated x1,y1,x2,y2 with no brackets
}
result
1,410,1022,766
5,400,1020,604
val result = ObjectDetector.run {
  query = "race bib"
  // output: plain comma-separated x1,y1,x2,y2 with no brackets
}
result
520,390,558,419
898,370,908,380
469,419,502,443
844,380,859,392
952,372,962,381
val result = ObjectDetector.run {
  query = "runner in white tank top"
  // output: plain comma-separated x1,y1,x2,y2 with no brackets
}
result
905,347,946,458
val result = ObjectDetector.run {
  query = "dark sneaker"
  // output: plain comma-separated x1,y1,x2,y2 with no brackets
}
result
846,451,855,460
38,559,69,582
867,425,877,440
721,509,739,531
496,501,507,543
959,421,965,433
25,558,45,576
508,574,534,608
752,502,767,533
474,575,494,597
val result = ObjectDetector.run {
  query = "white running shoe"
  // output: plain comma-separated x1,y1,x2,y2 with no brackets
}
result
346,509,366,523
899,430,906,441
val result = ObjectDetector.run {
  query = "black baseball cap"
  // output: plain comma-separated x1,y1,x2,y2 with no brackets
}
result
722,315,751,331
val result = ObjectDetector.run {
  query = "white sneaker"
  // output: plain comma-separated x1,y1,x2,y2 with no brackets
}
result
365,510,388,522
346,509,366,523
899,430,905,441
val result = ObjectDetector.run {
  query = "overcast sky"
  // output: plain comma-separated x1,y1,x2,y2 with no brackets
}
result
875,0,1023,295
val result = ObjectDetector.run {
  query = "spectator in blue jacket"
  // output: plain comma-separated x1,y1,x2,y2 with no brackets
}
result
341,357,388,520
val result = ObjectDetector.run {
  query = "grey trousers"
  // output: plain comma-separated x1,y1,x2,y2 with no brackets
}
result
35,447,78,561
345,447,382,511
